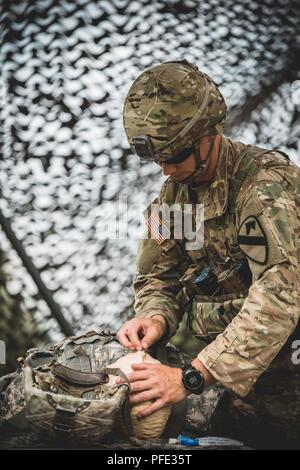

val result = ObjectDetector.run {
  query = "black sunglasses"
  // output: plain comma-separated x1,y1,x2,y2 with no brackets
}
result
132,135,194,164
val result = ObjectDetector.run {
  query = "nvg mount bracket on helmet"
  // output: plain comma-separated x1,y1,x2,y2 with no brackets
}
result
132,134,194,164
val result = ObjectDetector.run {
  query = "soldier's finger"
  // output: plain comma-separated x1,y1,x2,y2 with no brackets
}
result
116,330,135,349
116,370,150,385
131,363,156,371
136,399,165,418
129,390,158,405
141,328,160,349
126,329,143,351
130,379,152,393
126,371,151,382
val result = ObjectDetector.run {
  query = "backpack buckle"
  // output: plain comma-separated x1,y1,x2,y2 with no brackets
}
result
53,405,76,436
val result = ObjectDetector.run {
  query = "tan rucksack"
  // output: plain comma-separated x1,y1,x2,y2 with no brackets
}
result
0,331,132,444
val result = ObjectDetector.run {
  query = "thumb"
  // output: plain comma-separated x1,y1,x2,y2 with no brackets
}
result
141,325,161,349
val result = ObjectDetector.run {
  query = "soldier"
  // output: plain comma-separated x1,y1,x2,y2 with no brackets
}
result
117,60,300,448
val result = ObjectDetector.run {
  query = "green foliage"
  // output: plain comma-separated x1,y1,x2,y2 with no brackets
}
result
0,272,48,376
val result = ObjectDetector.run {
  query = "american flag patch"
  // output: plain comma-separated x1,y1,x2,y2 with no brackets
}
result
147,210,170,245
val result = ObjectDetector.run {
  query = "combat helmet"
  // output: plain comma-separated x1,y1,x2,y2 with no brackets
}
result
123,59,227,164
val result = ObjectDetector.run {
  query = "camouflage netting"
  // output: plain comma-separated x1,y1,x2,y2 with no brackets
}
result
0,0,299,364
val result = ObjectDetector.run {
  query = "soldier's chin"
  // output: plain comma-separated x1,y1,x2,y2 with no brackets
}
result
172,172,195,183
172,173,190,181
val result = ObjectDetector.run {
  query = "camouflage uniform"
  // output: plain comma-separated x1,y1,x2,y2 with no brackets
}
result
123,60,300,448
133,135,300,448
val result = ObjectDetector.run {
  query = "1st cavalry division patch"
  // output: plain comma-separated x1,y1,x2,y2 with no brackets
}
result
237,215,268,264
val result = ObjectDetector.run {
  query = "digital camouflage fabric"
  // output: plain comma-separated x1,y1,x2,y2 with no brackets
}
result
123,60,226,159
0,331,227,446
0,331,132,444
133,134,300,444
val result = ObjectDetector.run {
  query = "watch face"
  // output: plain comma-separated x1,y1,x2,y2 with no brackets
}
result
184,368,203,392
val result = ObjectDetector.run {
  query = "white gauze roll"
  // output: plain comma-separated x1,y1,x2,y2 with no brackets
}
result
109,350,171,439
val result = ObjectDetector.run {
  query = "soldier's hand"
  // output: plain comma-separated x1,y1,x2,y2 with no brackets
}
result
117,363,188,418
116,315,166,351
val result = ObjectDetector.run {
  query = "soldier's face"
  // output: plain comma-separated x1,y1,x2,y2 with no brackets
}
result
161,153,196,181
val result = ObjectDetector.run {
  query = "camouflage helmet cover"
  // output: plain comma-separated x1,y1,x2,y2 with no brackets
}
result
123,60,227,161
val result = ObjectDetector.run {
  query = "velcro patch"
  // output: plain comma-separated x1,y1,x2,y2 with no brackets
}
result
237,215,268,264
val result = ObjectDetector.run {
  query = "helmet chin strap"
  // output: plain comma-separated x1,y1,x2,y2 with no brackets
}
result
178,138,215,185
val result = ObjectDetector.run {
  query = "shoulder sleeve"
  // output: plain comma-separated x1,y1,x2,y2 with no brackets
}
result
197,170,300,396
235,173,298,280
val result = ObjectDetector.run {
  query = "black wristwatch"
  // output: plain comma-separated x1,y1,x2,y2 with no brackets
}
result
181,364,205,395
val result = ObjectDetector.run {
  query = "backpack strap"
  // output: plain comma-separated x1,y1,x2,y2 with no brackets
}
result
51,362,109,386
